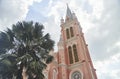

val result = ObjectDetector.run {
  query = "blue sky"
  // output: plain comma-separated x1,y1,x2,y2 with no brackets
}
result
0,0,120,79
26,0,48,22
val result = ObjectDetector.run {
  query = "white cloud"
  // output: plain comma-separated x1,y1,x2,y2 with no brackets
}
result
0,0,42,31
88,0,104,19
38,0,67,51
95,53,120,79
86,0,120,60
84,0,120,79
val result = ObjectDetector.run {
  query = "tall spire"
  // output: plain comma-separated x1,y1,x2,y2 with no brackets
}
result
66,4,73,21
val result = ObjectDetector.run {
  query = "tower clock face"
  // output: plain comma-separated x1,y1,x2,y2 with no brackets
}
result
71,71,81,79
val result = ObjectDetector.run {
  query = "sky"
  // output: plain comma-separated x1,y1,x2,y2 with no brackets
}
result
0,0,120,79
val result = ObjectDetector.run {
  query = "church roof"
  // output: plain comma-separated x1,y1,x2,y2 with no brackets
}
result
66,4,73,20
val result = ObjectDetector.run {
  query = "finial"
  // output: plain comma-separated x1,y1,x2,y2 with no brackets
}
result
61,17,64,24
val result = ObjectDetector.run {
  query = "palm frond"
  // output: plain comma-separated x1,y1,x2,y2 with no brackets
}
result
0,21,54,79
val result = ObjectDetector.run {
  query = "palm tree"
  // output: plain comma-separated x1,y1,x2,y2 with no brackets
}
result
0,21,54,79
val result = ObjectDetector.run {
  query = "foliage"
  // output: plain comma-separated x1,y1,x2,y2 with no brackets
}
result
0,21,54,79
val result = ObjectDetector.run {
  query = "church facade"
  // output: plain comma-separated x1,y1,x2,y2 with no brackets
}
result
43,5,97,79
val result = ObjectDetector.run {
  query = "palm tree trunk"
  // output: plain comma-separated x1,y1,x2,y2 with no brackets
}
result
22,67,28,79
16,63,23,79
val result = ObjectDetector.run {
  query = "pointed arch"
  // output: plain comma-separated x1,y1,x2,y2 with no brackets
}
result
68,46,73,64
53,69,57,79
70,27,74,37
66,29,70,39
50,68,58,79
73,44,79,62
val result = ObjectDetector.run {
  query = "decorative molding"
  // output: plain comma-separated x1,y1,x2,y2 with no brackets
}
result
66,37,77,47
68,62,83,70
62,20,75,29
58,63,67,68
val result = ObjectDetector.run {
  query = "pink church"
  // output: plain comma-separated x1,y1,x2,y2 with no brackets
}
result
43,5,97,79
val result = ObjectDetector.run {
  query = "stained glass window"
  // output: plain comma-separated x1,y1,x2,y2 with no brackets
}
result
73,45,79,62
68,46,73,64
66,29,70,39
53,69,57,79
70,27,74,37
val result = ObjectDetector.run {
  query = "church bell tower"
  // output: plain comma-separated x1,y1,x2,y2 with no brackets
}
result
57,5,97,79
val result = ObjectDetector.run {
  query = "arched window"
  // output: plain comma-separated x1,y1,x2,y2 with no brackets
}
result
73,45,79,62
68,46,73,64
71,71,81,79
44,73,48,79
66,29,70,39
70,27,74,37
53,69,57,79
